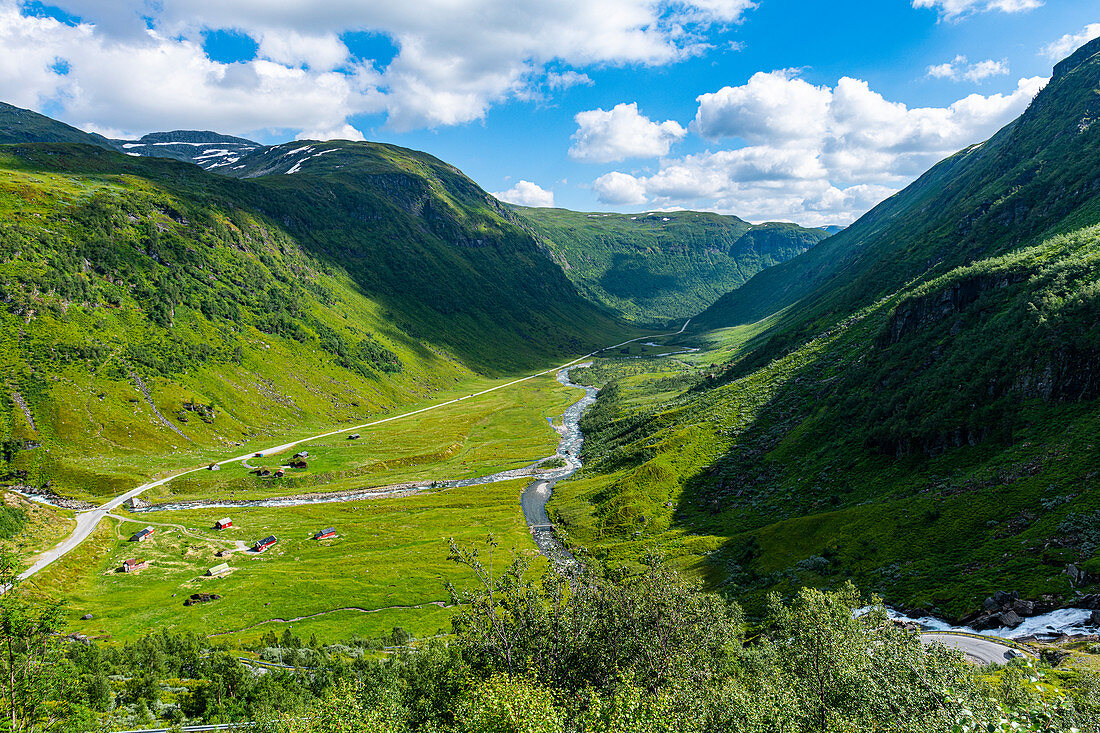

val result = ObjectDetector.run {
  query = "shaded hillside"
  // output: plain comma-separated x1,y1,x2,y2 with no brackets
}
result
514,207,827,324
0,102,114,149
550,38,1100,620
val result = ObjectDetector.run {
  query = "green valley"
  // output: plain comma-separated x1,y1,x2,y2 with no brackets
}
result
0,21,1099,733
548,37,1100,623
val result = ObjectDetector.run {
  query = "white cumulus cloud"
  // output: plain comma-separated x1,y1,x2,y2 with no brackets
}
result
911,0,1042,21
0,3,383,139
1041,23,1100,61
492,180,555,207
593,171,649,205
927,55,1009,82
2,0,759,136
598,71,1047,225
569,103,686,163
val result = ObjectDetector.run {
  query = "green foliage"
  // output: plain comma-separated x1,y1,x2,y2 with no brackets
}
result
0,135,633,495
0,507,26,540
12,561,1100,732
447,536,741,691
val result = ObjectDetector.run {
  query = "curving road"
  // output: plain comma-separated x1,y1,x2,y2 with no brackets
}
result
919,632,1031,665
16,320,692,583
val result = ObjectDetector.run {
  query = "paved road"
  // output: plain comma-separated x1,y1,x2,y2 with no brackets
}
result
16,320,692,583
920,632,1030,665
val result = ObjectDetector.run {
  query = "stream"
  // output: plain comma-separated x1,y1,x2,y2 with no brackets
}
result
125,363,598,515
884,606,1098,640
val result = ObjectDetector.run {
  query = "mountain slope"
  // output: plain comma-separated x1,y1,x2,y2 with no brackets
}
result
0,102,114,148
0,136,631,501
550,38,1100,620
513,207,827,324
111,130,263,170
695,38,1100,338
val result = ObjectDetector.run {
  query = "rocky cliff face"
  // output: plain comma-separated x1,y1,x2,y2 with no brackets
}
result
879,272,1029,346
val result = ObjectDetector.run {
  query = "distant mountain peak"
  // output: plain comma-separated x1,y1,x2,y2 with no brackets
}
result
131,130,260,146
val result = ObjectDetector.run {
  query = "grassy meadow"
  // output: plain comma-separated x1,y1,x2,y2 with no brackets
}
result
145,370,583,503
24,477,545,644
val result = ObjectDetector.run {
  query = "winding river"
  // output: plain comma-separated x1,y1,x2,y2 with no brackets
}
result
124,363,597,517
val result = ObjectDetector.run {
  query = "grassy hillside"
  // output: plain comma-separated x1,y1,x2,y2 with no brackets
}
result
549,38,1100,620
0,140,631,502
0,102,115,148
514,207,827,325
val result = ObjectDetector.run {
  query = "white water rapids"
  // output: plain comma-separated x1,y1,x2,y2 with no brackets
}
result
884,606,1098,640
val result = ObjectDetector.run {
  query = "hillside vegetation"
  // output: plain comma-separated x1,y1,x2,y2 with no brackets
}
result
550,38,1100,620
0,139,630,500
515,207,827,324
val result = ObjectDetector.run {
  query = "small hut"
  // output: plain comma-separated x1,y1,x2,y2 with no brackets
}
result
253,536,277,553
122,558,148,572
314,527,337,540
214,518,233,530
130,527,155,542
207,563,230,577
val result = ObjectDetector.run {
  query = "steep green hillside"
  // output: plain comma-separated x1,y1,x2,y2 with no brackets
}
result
514,207,827,324
0,140,630,501
550,38,1100,620
695,38,1100,339
0,102,114,148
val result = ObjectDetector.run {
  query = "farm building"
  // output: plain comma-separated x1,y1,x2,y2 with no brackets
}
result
253,536,277,553
122,559,148,572
255,467,271,476
290,459,307,469
214,518,233,530
293,451,309,459
274,468,285,478
207,563,230,576
314,527,337,540
130,527,155,542
208,463,220,471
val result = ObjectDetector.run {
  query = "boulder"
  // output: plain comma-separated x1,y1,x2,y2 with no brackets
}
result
81,613,93,620
184,593,222,607
1012,599,1036,617
1066,564,1086,587
970,614,999,631
994,590,1015,605
1079,594,1100,610
982,596,1000,611
1091,610,1100,626
998,610,1024,629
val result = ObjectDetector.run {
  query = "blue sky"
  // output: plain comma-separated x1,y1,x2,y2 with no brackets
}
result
1,1,1097,225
